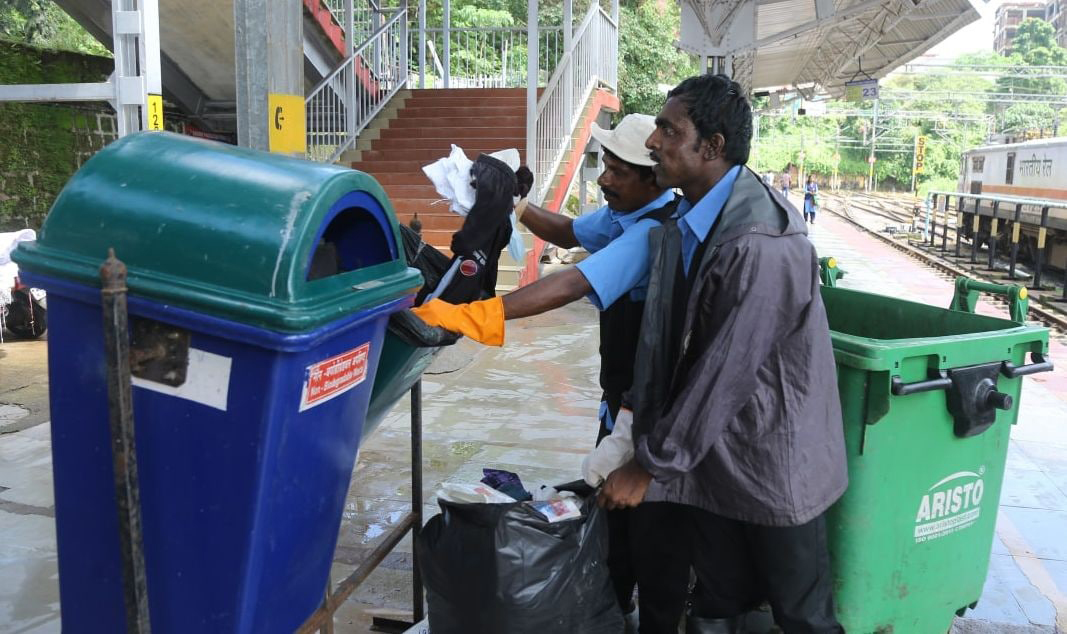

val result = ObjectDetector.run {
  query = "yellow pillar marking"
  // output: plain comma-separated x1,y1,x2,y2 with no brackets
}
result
1038,227,1048,249
147,94,164,130
267,93,307,154
1012,223,1021,244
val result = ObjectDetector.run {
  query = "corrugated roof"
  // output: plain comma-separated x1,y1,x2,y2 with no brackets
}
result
678,0,981,95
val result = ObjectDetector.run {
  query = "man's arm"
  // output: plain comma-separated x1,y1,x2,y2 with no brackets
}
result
411,218,659,343
519,201,580,249
501,267,590,319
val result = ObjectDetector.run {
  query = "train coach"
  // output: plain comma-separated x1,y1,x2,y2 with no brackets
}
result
956,137,1067,274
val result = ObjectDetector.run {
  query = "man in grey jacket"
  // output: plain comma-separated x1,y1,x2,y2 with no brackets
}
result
599,74,848,633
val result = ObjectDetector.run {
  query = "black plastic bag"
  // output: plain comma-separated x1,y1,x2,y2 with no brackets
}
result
416,490,623,634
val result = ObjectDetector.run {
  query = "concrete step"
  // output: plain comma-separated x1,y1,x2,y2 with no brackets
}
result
369,137,525,151
394,106,527,119
388,116,526,128
403,97,528,108
395,211,464,231
360,148,527,162
377,126,526,139
407,87,527,98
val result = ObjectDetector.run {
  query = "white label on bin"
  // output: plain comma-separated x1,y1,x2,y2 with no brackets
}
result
914,466,986,543
131,348,232,411
299,343,370,412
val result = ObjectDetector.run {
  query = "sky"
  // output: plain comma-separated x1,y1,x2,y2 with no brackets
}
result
923,0,1004,61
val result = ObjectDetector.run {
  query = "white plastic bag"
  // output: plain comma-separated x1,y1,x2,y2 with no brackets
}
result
581,408,635,486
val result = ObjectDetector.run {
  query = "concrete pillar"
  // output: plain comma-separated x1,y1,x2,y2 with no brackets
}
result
234,0,304,154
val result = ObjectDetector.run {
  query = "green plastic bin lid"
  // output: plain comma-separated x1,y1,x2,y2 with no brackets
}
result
14,132,421,332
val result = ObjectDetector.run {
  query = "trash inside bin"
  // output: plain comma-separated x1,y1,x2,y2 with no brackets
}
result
819,263,1052,633
12,131,421,633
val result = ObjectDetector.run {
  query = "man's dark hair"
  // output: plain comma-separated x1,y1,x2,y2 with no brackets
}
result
667,74,752,165
603,148,657,184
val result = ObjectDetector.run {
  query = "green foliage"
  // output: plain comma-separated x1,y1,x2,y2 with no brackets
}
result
1001,102,1058,135
617,0,697,116
0,0,108,55
995,20,1067,96
754,36,1067,192
0,42,113,228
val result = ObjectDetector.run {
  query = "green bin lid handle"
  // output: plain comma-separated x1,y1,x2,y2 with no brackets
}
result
949,276,1028,323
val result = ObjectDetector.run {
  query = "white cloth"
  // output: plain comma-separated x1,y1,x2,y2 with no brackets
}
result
421,145,525,261
582,408,635,487
0,230,36,306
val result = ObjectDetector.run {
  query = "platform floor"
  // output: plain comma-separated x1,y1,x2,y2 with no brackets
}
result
1,200,1065,633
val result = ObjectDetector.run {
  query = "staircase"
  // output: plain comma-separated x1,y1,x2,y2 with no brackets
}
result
344,87,532,289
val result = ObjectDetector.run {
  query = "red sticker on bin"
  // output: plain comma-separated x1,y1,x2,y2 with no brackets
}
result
299,343,370,412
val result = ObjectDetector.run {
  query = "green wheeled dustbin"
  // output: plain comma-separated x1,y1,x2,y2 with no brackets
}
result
820,264,1053,633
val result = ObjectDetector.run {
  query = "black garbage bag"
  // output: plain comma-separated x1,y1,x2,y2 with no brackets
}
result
416,490,624,634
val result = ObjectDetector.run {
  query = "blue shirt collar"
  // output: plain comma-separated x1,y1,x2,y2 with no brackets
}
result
609,189,675,231
676,165,741,243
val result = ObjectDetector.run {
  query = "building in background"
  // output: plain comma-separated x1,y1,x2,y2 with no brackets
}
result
994,0,1052,54
1048,0,1067,47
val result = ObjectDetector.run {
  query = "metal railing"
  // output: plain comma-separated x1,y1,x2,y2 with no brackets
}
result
306,7,408,163
415,27,563,89
530,4,618,202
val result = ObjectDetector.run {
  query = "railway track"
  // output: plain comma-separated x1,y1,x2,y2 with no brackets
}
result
820,191,1067,340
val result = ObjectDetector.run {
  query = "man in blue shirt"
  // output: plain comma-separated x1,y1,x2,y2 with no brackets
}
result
413,113,676,623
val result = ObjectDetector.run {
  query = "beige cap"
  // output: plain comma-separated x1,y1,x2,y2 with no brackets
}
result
590,114,656,167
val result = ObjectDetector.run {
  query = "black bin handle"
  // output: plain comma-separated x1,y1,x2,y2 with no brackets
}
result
891,372,951,396
1002,352,1054,379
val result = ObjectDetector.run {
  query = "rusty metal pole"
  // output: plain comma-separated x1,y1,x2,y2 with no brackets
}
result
411,380,425,623
100,249,152,634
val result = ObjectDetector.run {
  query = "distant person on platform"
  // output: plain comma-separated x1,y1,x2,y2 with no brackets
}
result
780,170,791,197
804,175,819,223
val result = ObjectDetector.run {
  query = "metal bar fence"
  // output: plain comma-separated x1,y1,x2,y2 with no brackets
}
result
531,5,616,202
306,8,409,163
413,26,564,88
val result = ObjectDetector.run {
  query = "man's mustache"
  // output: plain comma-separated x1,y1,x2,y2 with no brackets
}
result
601,186,620,198
649,151,662,163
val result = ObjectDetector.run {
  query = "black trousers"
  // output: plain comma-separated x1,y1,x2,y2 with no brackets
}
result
631,503,843,634
597,392,639,613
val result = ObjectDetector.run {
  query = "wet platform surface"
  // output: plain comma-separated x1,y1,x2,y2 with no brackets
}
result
1,201,1065,633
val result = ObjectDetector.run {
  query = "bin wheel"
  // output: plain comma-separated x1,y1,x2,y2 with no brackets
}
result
954,601,978,618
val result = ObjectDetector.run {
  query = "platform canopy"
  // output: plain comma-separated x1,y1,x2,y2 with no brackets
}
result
676,0,981,96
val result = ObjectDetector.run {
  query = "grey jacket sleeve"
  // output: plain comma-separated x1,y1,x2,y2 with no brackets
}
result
634,236,810,480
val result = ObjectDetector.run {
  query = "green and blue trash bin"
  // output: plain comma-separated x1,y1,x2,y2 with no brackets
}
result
819,258,1053,632
13,132,423,632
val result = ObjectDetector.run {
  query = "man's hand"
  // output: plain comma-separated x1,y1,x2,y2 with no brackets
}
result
411,297,505,346
598,458,652,510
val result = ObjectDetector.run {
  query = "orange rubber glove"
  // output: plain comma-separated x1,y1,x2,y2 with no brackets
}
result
410,296,505,346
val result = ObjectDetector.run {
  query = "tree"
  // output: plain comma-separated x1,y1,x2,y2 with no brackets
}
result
617,0,697,116
996,19,1067,97
0,0,108,55
1001,102,1058,136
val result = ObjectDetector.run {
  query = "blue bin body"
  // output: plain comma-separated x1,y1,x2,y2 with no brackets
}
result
24,271,410,633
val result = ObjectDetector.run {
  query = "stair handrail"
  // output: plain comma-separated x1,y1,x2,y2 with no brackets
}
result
306,7,409,163
529,3,618,203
